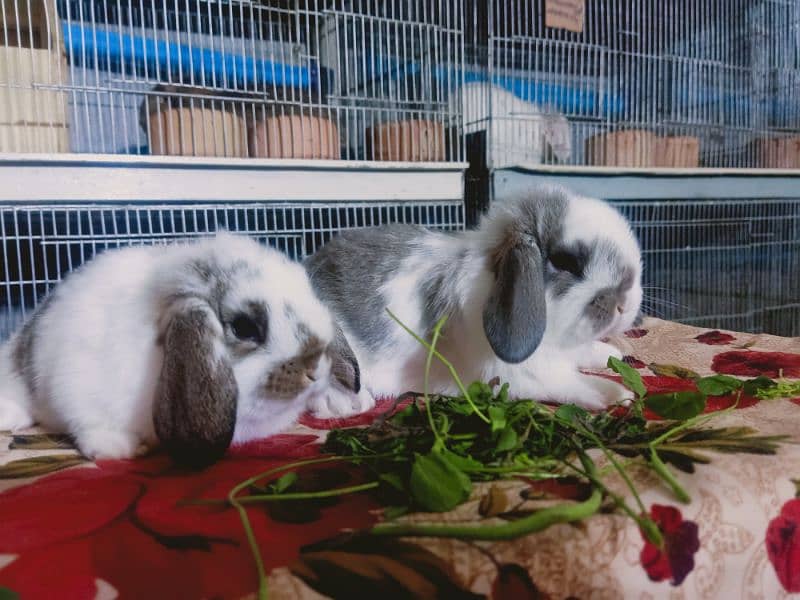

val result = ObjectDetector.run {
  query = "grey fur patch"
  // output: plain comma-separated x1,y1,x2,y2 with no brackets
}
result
479,187,573,363
483,238,547,363
11,294,55,399
304,224,428,353
418,263,460,337
154,307,238,469
584,285,623,332
327,324,361,393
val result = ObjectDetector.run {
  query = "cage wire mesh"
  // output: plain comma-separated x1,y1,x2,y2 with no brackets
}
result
611,196,800,337
0,0,465,160
0,199,465,340
460,0,800,169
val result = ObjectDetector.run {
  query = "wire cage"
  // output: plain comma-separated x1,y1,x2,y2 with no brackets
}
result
461,0,800,170
0,198,465,340
0,0,468,341
0,0,465,161
612,196,800,337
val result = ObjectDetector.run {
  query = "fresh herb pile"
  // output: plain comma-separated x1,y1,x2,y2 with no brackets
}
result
228,315,794,599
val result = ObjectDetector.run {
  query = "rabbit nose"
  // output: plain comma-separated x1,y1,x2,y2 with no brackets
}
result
617,305,624,314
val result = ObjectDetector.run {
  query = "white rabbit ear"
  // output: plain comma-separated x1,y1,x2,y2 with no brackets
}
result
482,232,547,364
327,324,360,393
154,303,237,468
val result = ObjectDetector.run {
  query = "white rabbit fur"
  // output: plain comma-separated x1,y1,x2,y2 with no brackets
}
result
452,81,573,167
305,186,643,412
0,233,371,465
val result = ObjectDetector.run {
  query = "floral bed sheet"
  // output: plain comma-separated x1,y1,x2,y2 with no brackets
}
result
0,317,799,599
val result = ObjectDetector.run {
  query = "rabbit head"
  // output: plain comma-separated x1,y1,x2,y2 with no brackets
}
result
479,186,642,362
152,233,352,467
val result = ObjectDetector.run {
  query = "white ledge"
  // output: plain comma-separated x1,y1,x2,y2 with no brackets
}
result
0,154,467,203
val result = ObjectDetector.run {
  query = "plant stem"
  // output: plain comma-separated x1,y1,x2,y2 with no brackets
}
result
559,419,648,516
369,488,602,540
189,482,380,506
386,309,490,424
561,459,664,548
226,454,391,600
647,448,690,504
423,316,447,447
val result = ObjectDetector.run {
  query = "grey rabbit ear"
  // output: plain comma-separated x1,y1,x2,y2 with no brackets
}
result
482,231,547,364
327,324,361,393
154,304,237,469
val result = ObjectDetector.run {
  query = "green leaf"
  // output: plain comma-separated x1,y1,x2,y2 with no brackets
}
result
496,383,510,403
409,451,472,512
271,472,298,493
554,404,589,423
383,505,410,520
695,375,743,396
645,392,707,420
292,537,482,600
0,454,88,479
607,356,647,398
648,363,701,380
0,587,19,600
488,405,507,433
742,375,778,397
496,427,518,452
379,472,406,493
9,433,76,450
467,381,492,403
439,448,484,472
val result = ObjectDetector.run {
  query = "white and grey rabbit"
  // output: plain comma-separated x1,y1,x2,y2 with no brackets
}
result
0,232,370,467
452,81,572,167
305,185,643,413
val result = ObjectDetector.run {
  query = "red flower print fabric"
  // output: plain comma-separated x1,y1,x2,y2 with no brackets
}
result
712,350,800,378
640,504,700,585
766,497,800,593
695,331,736,345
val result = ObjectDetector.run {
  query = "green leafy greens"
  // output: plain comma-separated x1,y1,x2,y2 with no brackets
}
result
223,315,793,600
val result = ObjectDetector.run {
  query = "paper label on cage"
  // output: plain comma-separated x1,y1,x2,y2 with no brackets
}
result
545,0,585,32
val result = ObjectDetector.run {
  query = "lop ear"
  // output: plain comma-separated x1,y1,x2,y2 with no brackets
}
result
154,304,237,469
482,232,547,364
327,324,361,393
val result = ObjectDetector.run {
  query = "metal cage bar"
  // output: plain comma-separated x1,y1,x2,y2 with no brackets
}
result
463,0,800,170
1,0,466,162
0,198,466,340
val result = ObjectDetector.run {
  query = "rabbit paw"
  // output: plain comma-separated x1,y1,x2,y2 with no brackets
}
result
77,429,143,460
0,398,34,431
579,341,624,369
309,386,376,419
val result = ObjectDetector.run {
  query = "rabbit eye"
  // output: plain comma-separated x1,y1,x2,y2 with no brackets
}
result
548,251,583,276
231,314,263,343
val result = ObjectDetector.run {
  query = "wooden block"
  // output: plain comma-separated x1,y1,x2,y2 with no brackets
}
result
148,104,247,157
584,130,657,167
0,122,69,153
0,0,61,50
248,113,340,159
655,136,700,168
753,136,800,169
0,47,68,127
545,0,586,33
366,120,446,161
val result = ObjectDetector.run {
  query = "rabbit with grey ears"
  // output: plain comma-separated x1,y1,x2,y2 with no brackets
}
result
452,81,572,167
305,186,642,412
0,233,371,467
